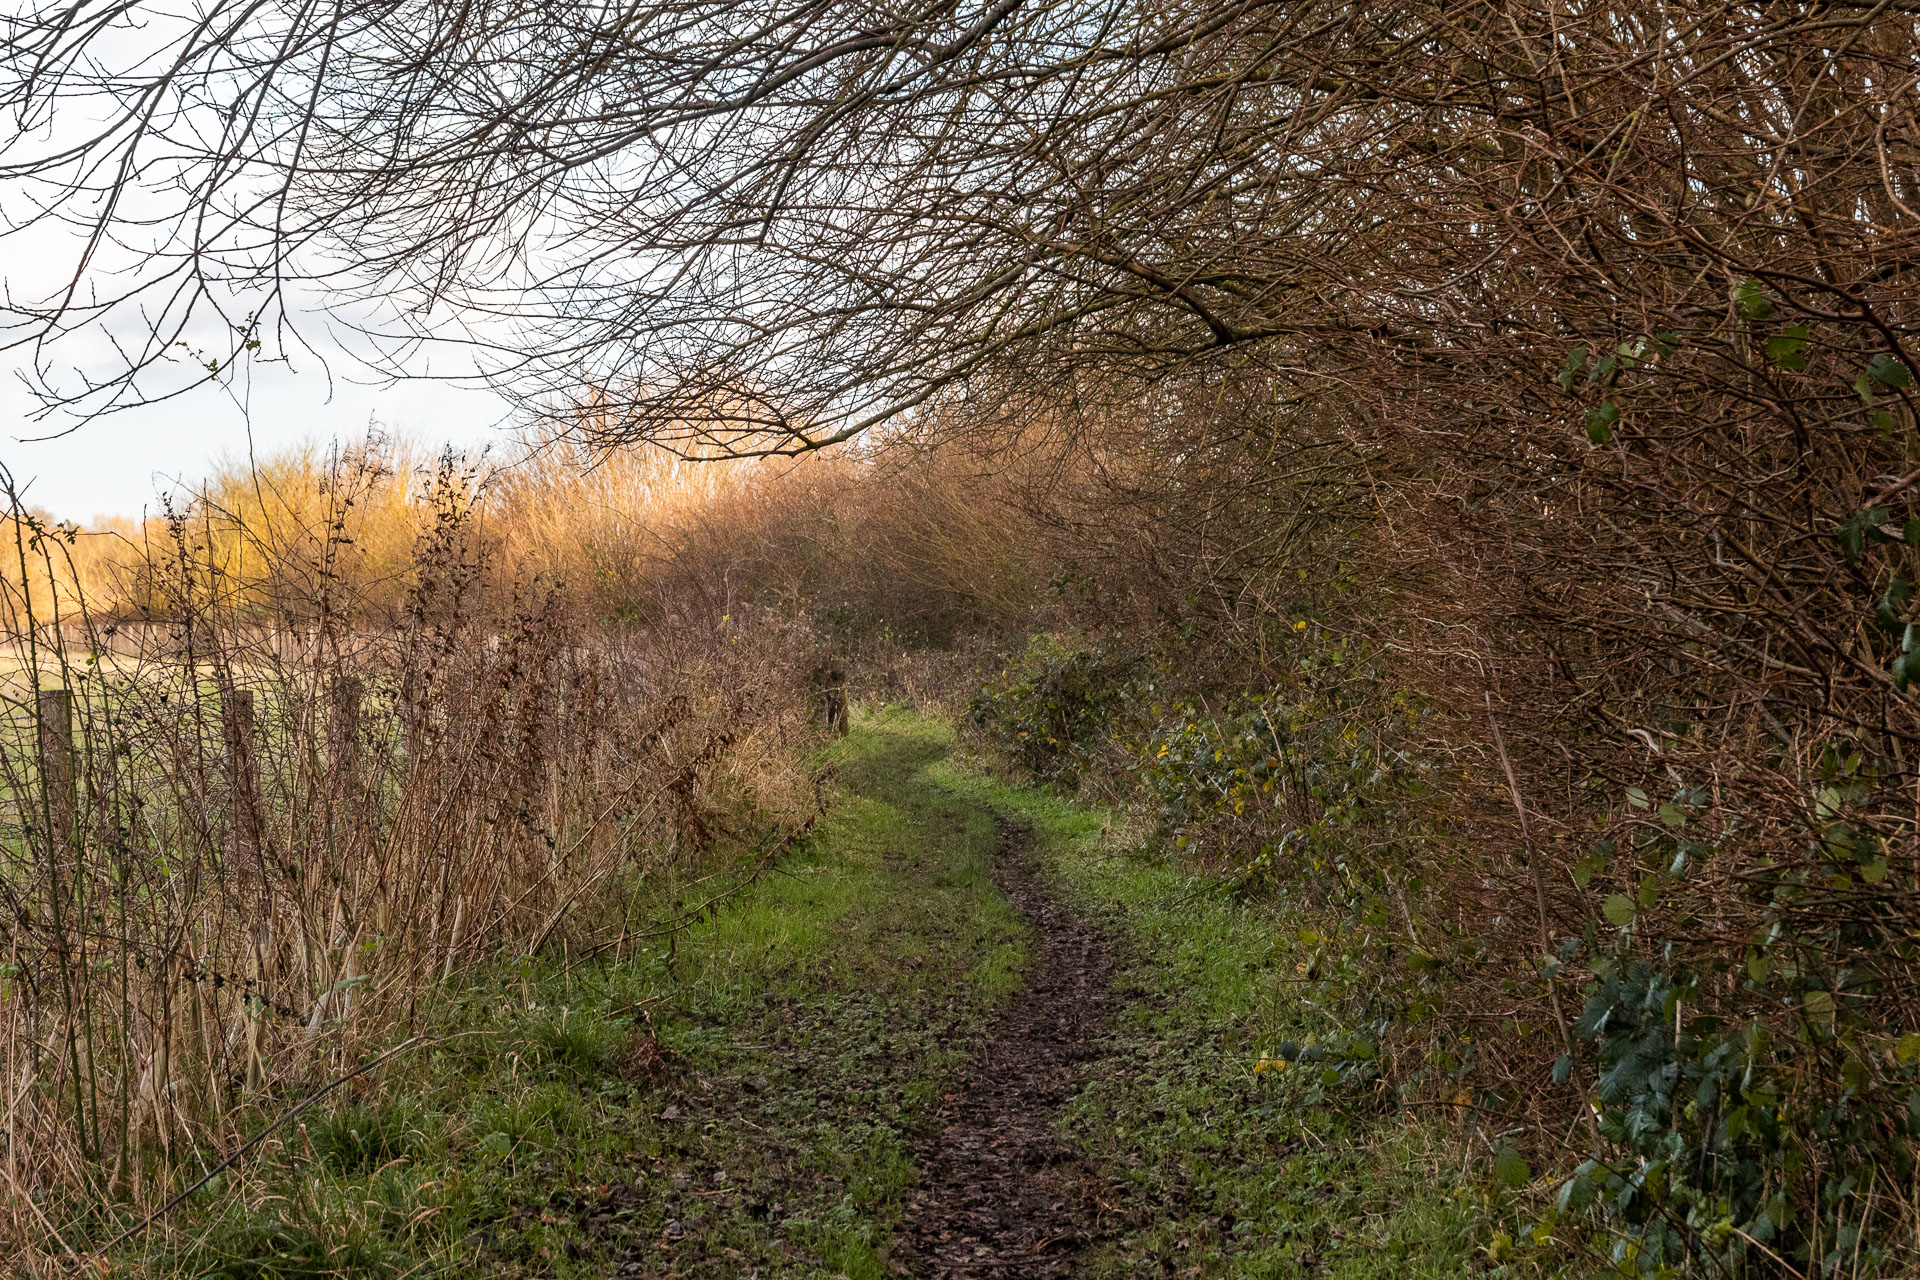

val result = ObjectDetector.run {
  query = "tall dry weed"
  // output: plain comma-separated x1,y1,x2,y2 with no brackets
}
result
0,443,819,1256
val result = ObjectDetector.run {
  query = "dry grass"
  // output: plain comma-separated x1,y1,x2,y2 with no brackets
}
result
0,441,823,1258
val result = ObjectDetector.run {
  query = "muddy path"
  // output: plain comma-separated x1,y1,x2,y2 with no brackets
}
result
894,819,1118,1278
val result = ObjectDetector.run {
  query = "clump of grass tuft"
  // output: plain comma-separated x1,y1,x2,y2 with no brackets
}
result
183,1217,409,1280
302,1101,428,1174
526,1008,628,1079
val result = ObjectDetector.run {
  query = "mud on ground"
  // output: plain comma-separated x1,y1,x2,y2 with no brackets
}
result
895,819,1118,1278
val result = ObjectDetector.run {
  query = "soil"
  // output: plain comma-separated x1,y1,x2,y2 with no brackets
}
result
893,820,1118,1278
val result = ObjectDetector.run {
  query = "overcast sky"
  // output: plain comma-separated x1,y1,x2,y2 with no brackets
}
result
0,72,517,525
1,351,513,524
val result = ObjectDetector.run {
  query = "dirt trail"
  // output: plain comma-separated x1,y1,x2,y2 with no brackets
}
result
895,820,1117,1278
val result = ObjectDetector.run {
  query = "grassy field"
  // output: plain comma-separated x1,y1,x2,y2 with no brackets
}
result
104,708,1574,1279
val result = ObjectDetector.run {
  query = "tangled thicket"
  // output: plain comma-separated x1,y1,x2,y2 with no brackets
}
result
6,0,1920,1272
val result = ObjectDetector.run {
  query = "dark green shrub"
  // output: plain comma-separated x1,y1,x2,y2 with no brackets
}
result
1553,955,1919,1277
1131,646,1425,887
967,636,1148,787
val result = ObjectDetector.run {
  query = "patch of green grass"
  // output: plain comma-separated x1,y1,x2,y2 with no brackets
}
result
934,747,1590,1279
120,705,1027,1280
301,1100,428,1174
522,1005,628,1078
112,704,1581,1280
179,1218,410,1280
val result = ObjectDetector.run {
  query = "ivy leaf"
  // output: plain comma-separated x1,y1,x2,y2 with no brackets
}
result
1735,278,1776,321
1602,894,1636,926
1893,626,1920,690
1557,1165,1600,1213
1763,324,1809,371
1585,401,1618,444
1877,578,1913,634
1839,508,1889,562
1557,346,1589,393
1897,1033,1920,1066
1867,353,1912,390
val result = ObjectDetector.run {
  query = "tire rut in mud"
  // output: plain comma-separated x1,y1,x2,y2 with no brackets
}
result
895,819,1116,1278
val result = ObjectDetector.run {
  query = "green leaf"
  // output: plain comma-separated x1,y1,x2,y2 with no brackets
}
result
1557,346,1589,393
1602,894,1636,926
1493,1146,1531,1189
1586,354,1617,385
1839,508,1889,562
1626,786,1649,809
1748,952,1772,982
1657,801,1685,827
1862,855,1889,884
1878,578,1912,633
1897,1033,1920,1065
1763,324,1809,371
1892,638,1920,691
1867,352,1912,390
1736,278,1776,320
1584,401,1618,444
1552,1053,1573,1084
1557,1166,1600,1213
1800,990,1835,1018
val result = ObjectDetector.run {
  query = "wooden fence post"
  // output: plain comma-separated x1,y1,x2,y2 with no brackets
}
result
223,688,256,773
323,675,366,872
329,675,363,776
37,687,74,848
224,688,262,861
